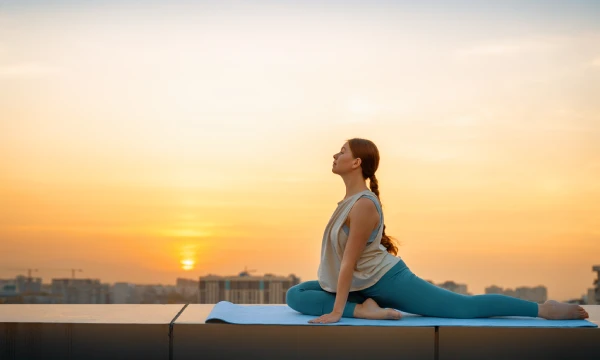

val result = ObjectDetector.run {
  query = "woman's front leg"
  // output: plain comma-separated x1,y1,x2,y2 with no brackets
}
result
286,280,366,317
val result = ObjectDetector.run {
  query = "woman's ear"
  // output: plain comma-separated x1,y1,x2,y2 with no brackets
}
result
353,158,362,168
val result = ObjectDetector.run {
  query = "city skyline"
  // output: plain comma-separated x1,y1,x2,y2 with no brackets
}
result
1,0,600,301
3,270,598,306
3,264,598,303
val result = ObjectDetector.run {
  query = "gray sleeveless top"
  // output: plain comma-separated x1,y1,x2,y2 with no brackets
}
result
317,190,400,292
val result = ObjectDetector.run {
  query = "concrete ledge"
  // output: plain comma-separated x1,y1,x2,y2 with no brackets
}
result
437,305,600,360
0,304,185,360
2,323,173,360
439,327,600,360
0,304,598,360
174,323,435,360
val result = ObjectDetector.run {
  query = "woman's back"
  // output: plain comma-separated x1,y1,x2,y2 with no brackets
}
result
317,189,400,292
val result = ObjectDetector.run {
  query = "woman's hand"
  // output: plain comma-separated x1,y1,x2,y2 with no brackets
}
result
308,311,342,324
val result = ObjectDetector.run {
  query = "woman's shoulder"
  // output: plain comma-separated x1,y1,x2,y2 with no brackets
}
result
356,191,382,216
352,193,380,213
358,190,380,204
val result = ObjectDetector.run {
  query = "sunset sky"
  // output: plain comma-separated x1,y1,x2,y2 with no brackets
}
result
1,0,599,301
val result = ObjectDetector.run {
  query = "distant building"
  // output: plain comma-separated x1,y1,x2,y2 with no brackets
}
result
437,281,470,295
0,279,17,292
0,281,19,303
111,282,136,304
51,278,110,304
586,288,596,305
0,276,59,304
133,284,178,304
485,285,547,303
15,275,42,293
425,280,470,295
485,285,504,295
515,286,547,303
593,265,600,304
565,299,585,304
176,278,199,301
41,283,53,294
0,283,17,295
199,271,300,304
20,293,63,304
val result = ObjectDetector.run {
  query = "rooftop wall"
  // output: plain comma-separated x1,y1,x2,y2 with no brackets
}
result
1,304,598,360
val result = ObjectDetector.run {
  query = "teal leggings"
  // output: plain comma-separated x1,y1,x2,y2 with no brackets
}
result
286,259,539,318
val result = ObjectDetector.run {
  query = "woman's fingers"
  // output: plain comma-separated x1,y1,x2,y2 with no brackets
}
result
308,316,325,323
308,314,338,324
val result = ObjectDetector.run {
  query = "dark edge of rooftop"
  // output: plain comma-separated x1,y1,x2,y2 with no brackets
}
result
434,327,439,360
169,303,189,360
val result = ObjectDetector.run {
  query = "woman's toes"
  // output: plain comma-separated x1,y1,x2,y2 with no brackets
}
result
387,309,402,320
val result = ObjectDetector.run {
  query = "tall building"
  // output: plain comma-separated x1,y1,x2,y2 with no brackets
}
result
199,271,300,304
485,285,547,303
15,275,42,293
515,286,547,303
111,282,136,304
586,288,596,305
425,280,470,295
0,279,16,292
0,281,19,304
485,285,503,294
51,278,110,304
1,276,64,304
593,265,600,304
437,281,470,295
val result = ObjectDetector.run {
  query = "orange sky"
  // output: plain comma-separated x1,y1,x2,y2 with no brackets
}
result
1,1,599,301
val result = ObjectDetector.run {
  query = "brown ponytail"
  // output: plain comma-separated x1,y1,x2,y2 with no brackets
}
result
368,174,398,256
347,138,399,256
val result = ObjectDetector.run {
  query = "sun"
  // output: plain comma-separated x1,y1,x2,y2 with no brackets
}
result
180,258,195,271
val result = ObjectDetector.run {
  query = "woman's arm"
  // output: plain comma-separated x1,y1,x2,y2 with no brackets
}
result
309,197,380,323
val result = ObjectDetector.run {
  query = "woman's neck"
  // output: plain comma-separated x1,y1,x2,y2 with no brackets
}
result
342,174,369,200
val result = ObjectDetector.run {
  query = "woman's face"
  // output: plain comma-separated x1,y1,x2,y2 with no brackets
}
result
332,142,357,174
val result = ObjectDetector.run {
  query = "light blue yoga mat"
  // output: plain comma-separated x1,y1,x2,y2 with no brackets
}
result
206,301,597,328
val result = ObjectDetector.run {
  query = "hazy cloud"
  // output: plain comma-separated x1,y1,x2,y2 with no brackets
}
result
453,36,562,59
456,43,524,57
0,62,64,78
397,146,460,163
439,115,481,127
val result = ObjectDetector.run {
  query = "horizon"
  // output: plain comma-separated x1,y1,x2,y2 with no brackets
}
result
8,267,593,302
4,258,599,302
1,0,599,302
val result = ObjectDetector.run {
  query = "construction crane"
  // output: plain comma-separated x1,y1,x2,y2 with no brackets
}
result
54,268,83,279
239,266,257,277
3,267,85,279
1,268,38,282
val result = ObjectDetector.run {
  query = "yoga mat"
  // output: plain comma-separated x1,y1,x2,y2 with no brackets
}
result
206,301,598,328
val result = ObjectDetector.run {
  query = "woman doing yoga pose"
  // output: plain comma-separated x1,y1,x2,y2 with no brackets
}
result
286,138,590,324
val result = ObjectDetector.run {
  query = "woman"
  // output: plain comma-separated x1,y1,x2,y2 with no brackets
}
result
286,138,590,324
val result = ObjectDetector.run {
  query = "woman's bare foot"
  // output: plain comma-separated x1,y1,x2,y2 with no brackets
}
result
354,298,402,320
538,300,589,320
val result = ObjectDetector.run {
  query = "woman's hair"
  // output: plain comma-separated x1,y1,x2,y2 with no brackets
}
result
347,138,399,256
